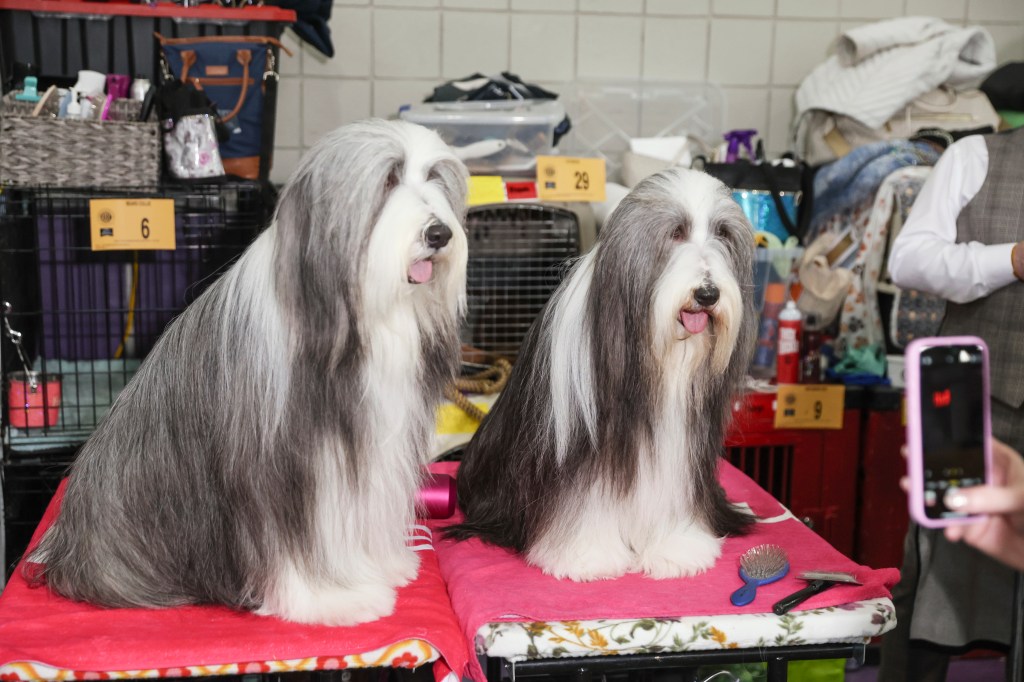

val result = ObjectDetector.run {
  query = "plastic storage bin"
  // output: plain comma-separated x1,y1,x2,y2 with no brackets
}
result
399,100,566,176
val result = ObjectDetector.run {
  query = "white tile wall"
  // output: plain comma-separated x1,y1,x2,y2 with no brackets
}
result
273,0,1024,166
708,19,773,85
905,0,967,21
577,15,644,80
373,9,441,77
772,20,839,86
510,14,577,82
442,11,510,78
642,17,708,82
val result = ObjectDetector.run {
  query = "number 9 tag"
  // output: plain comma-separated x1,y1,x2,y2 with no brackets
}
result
774,384,845,430
536,156,606,203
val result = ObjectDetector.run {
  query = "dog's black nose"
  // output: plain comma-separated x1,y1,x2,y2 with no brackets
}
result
425,222,452,249
694,283,720,307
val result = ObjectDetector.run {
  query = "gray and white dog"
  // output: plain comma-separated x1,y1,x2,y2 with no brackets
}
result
449,168,756,581
26,120,469,625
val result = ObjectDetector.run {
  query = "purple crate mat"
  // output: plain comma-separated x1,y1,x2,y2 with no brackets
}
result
36,215,214,361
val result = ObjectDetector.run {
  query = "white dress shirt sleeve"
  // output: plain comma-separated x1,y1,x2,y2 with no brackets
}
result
888,135,1018,304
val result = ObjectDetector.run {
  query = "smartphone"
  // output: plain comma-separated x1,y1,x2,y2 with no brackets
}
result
905,336,992,528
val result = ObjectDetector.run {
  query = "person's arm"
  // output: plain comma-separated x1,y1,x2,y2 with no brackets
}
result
888,136,1019,304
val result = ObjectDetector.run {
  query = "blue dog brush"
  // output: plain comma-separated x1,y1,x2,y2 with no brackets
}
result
730,543,789,606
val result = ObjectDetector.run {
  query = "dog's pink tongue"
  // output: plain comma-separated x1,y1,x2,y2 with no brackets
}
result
408,259,433,284
680,310,709,334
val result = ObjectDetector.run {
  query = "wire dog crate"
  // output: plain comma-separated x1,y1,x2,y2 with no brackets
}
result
462,203,581,364
0,183,271,457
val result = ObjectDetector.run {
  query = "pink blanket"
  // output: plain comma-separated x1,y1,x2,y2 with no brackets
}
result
429,461,900,682
0,480,469,682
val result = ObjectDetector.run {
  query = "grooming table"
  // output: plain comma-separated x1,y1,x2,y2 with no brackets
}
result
0,481,470,682
430,461,899,682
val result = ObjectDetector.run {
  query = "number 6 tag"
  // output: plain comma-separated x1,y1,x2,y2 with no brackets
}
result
90,199,176,251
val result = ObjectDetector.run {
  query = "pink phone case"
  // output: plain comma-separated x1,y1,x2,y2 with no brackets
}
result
904,335,992,528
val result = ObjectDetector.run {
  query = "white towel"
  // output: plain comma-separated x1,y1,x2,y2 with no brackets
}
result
796,16,996,129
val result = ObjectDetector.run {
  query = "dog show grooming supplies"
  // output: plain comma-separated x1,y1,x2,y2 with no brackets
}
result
3,301,61,429
14,76,40,102
772,571,861,615
131,76,151,102
723,129,757,163
776,300,803,384
416,472,457,519
801,319,824,383
106,74,131,100
100,94,114,121
731,544,790,606
751,282,786,377
31,86,58,117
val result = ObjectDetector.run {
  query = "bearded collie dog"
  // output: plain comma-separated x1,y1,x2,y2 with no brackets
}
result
26,120,469,625
449,168,757,581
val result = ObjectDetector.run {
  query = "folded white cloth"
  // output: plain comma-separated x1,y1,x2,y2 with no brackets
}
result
796,16,995,129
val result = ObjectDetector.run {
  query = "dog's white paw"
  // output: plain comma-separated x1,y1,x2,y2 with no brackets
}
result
528,532,635,582
636,523,723,579
261,580,399,626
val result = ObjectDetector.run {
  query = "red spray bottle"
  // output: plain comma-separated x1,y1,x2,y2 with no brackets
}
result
776,300,803,384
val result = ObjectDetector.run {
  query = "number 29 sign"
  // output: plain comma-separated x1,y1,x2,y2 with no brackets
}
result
536,156,606,203
90,198,176,251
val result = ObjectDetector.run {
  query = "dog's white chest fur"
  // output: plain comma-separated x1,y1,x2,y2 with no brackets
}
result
453,167,757,582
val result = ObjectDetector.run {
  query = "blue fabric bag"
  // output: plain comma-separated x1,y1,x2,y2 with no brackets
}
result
156,33,291,180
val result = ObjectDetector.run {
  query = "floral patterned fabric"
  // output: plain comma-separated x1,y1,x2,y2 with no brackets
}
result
476,598,895,662
814,167,934,357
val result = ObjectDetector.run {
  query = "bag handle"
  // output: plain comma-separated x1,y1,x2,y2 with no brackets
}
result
183,49,252,124
219,49,251,123
179,50,197,83
154,32,293,57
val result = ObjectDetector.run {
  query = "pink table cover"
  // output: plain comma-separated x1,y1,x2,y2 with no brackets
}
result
430,460,901,682
0,480,470,682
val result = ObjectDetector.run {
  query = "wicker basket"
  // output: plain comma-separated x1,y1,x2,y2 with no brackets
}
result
0,94,160,188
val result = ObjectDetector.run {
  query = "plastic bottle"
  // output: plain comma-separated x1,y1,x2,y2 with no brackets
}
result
801,316,823,384
776,300,802,384
130,76,151,102
751,282,787,379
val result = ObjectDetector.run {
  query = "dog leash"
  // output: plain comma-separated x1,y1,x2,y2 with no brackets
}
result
444,358,512,422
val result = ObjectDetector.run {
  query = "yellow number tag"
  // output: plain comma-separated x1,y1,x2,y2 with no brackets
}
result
536,156,606,202
90,199,176,251
774,384,846,430
467,176,507,206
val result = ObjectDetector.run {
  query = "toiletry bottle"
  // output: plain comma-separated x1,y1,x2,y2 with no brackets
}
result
776,300,802,384
131,76,150,102
801,314,823,384
751,282,786,379
722,129,757,163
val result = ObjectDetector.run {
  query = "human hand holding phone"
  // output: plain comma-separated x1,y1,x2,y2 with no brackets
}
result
905,336,992,528
944,439,1024,571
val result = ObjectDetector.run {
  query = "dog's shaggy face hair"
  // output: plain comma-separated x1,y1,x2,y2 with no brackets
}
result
449,168,757,581
26,120,469,625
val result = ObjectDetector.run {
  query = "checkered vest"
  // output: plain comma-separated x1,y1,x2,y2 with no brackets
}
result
940,126,1024,408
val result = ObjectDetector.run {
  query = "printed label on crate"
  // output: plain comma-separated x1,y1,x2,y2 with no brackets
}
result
90,199,176,251
467,176,507,206
536,156,606,202
774,384,846,430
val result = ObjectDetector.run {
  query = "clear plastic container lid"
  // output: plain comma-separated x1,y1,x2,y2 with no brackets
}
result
399,99,566,126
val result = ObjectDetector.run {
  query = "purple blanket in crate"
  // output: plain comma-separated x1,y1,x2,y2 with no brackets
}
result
37,213,225,361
